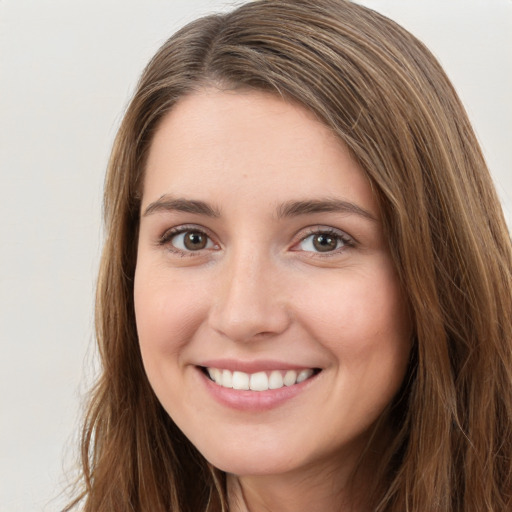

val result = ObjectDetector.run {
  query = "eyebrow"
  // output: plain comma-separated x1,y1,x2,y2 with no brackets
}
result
142,195,377,222
142,195,221,218
276,198,377,222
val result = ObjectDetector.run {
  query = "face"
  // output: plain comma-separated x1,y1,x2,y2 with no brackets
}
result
134,88,411,480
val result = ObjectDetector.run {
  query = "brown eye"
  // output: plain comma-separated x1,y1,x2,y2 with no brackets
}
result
183,231,208,250
167,229,214,252
312,233,338,252
296,230,351,254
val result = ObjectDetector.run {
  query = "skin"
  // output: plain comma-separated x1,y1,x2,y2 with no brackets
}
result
134,88,412,511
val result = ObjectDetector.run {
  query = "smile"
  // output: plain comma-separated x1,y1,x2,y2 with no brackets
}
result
204,367,319,391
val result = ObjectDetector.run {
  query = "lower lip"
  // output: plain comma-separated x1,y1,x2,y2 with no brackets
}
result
197,367,319,412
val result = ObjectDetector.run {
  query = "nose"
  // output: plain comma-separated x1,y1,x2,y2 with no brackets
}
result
208,250,291,343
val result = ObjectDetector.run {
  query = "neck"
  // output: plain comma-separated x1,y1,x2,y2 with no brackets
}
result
227,456,371,512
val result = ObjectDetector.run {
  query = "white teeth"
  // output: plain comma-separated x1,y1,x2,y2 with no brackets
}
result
283,370,297,386
232,371,250,390
268,370,284,389
222,369,233,388
208,368,222,383
249,371,268,391
205,367,316,391
297,369,314,383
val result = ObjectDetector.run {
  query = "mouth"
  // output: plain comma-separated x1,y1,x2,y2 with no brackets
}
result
201,366,321,392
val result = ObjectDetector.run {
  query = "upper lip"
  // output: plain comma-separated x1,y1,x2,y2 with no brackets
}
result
198,358,320,374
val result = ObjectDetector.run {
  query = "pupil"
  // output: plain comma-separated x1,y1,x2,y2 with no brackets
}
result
184,232,206,250
313,234,337,252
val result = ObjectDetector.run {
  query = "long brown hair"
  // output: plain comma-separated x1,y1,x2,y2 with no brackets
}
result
65,1,512,510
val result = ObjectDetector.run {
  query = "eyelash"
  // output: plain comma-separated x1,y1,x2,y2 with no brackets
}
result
294,227,355,256
157,225,355,256
158,225,216,257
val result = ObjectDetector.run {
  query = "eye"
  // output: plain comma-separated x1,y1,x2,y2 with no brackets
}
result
296,229,352,253
162,228,216,252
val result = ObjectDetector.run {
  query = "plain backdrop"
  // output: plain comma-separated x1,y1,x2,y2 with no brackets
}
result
0,1,510,510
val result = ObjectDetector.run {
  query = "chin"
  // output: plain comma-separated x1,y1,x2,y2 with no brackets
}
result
197,438,304,477
208,456,297,477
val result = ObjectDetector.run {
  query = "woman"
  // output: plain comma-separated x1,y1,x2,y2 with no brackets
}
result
66,0,512,510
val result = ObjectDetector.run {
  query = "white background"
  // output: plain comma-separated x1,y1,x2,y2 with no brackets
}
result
0,1,510,510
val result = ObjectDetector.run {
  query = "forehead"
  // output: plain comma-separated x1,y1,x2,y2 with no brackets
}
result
142,88,378,217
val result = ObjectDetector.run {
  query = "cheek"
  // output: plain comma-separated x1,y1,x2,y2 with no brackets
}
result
133,265,209,362
299,269,412,427
294,266,411,361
